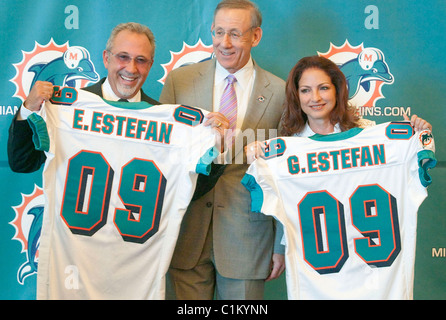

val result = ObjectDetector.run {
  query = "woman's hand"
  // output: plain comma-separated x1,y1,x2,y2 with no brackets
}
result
245,141,266,164
403,114,432,132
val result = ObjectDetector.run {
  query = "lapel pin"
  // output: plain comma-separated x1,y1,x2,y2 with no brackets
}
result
257,96,265,102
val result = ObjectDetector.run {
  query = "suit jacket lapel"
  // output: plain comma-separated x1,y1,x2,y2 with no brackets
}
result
82,77,106,97
240,63,272,132
193,59,215,112
233,62,272,160
196,59,273,161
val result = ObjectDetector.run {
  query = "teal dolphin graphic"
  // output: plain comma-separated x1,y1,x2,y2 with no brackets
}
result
340,48,394,99
17,205,43,284
29,46,99,88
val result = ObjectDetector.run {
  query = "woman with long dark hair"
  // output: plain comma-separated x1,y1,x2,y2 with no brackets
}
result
281,55,363,136
246,55,431,160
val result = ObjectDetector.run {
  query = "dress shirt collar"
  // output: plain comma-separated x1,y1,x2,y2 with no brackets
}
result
296,122,342,137
215,57,254,90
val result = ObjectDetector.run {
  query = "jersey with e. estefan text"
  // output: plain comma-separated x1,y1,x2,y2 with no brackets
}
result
28,87,218,300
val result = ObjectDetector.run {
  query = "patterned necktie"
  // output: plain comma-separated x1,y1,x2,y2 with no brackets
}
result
219,74,237,145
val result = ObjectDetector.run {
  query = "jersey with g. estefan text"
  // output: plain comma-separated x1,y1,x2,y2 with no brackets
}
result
242,122,436,299
28,87,218,299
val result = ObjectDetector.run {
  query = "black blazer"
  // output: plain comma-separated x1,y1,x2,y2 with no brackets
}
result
7,78,160,173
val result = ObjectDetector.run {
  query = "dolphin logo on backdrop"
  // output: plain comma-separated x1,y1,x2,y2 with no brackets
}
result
318,40,394,108
16,205,43,284
340,47,394,99
29,46,99,89
10,39,99,102
158,39,214,85
10,185,45,284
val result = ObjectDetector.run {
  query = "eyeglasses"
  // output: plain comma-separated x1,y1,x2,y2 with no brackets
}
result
211,27,254,41
107,51,153,67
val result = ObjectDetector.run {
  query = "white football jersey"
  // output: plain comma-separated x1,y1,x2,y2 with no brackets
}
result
28,87,218,299
242,122,436,299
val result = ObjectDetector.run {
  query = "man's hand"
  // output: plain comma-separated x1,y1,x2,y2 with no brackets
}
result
244,140,266,164
265,253,285,281
205,112,229,152
23,81,54,112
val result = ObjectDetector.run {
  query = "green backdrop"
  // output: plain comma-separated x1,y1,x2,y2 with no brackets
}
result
1,0,445,300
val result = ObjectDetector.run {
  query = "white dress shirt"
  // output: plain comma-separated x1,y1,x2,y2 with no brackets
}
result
294,122,342,137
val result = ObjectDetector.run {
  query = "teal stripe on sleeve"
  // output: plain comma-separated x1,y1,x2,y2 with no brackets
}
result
417,150,437,187
241,173,264,213
196,146,220,175
27,113,50,152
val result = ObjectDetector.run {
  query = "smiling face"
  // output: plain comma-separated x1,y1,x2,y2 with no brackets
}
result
103,29,154,99
298,67,337,130
211,8,262,74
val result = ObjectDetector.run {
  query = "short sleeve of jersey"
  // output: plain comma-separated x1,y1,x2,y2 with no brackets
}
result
412,129,436,187
242,159,286,221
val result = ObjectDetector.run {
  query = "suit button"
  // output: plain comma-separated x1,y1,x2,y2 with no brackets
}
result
206,202,213,208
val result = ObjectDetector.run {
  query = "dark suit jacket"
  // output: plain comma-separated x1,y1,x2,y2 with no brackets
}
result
7,78,160,173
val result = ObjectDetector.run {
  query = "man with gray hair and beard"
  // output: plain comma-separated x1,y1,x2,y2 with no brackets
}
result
8,22,227,172
8,22,160,172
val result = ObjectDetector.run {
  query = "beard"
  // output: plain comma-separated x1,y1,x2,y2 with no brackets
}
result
116,84,137,98
116,71,141,98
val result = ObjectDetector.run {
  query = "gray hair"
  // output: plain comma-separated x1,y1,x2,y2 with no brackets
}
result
105,22,156,58
214,0,262,28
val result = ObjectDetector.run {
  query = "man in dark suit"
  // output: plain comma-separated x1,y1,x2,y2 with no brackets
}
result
8,22,160,173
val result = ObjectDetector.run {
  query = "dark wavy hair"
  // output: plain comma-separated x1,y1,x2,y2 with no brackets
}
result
281,56,360,136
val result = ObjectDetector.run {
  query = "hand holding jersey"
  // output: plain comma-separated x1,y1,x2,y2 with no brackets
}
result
203,111,230,152
18,80,54,117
